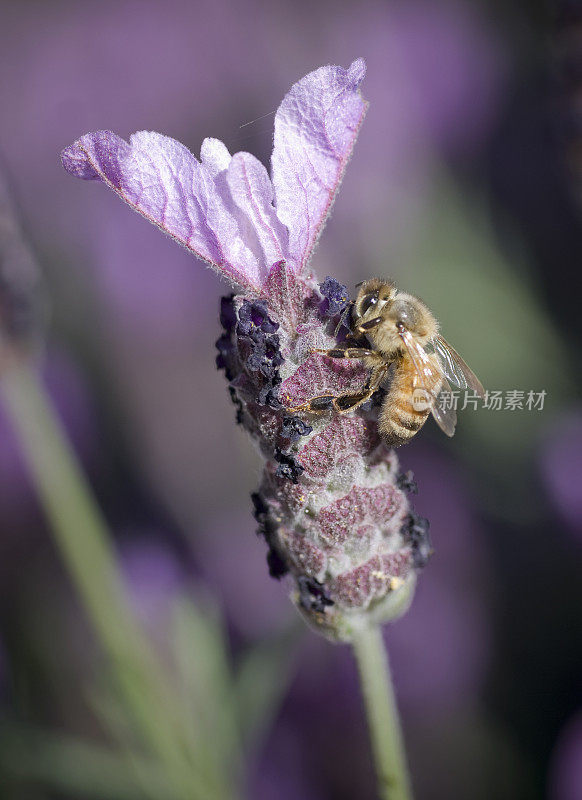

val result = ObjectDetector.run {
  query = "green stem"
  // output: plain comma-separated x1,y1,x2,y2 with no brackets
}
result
2,364,144,664
352,625,412,800
0,364,218,800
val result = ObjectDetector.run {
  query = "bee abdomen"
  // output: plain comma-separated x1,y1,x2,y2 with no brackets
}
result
378,375,430,447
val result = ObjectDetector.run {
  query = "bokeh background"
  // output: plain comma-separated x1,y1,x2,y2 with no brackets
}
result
1,1,581,798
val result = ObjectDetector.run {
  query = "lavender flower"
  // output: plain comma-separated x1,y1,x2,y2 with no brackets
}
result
61,59,428,641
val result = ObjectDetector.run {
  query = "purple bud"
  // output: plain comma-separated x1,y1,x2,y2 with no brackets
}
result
274,447,304,484
319,276,350,317
280,416,313,443
219,294,237,332
396,469,419,494
400,512,432,569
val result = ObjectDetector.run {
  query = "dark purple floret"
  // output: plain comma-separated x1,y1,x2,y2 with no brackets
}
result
298,575,335,613
250,491,269,521
396,470,418,494
219,294,237,332
215,294,285,409
245,336,283,379
236,301,283,382
238,300,279,335
215,333,236,379
319,276,349,317
401,512,432,569
251,491,290,579
266,548,289,580
248,348,280,379
281,415,313,442
228,386,244,425
246,346,267,374
274,448,304,484
257,382,282,409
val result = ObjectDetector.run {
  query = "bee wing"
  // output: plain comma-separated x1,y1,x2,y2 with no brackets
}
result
433,335,485,397
399,328,457,437
431,376,457,438
398,328,441,398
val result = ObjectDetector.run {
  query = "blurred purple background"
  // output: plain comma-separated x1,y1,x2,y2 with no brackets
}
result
1,1,581,799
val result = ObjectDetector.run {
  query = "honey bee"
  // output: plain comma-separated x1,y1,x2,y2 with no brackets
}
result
289,278,484,446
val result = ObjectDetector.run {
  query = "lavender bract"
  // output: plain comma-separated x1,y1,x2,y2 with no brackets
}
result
62,59,430,641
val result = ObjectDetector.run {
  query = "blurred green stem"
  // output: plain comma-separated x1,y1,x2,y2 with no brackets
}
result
0,364,220,800
352,625,412,800
2,363,143,667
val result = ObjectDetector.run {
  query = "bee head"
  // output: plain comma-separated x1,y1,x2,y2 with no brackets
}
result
353,279,396,324
356,292,438,355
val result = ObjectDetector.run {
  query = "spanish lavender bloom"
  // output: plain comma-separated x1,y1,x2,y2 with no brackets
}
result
62,60,428,641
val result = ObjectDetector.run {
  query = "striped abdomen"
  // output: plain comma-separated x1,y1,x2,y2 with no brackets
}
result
378,355,442,447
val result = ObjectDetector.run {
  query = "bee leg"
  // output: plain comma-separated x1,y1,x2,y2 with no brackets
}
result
333,389,376,412
333,364,389,413
288,389,373,414
313,347,376,359
286,395,336,414
288,365,389,415
288,389,373,415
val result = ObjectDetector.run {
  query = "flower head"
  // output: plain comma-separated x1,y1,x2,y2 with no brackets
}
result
62,59,429,641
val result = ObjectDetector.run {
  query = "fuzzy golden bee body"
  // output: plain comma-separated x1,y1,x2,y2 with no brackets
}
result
290,278,484,446
377,348,443,446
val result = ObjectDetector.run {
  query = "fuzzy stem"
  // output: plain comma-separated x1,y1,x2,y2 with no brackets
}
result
352,625,412,800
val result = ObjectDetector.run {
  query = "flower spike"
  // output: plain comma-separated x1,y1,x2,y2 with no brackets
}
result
62,60,428,641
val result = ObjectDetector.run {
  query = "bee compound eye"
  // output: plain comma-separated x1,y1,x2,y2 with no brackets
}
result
394,300,417,330
359,292,378,315
399,308,411,326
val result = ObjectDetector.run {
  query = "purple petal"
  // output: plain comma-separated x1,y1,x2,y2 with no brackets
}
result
226,152,291,270
62,61,368,291
62,130,264,293
200,137,232,178
271,58,368,273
